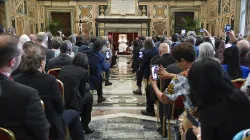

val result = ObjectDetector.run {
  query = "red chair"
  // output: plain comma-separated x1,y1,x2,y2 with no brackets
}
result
47,68,61,78
0,127,16,140
232,78,246,89
41,100,45,111
56,79,64,104
55,79,69,140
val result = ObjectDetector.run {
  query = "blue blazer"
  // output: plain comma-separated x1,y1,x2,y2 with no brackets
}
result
140,47,159,78
222,64,250,79
79,48,110,89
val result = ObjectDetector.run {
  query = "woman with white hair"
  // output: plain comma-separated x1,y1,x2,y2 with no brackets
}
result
197,42,220,62
19,34,30,46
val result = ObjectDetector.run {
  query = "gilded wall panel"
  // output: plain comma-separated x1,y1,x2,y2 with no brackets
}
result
152,21,167,36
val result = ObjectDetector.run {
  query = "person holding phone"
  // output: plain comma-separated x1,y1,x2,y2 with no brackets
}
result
188,58,250,140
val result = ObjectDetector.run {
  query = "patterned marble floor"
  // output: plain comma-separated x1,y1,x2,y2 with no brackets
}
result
86,56,173,140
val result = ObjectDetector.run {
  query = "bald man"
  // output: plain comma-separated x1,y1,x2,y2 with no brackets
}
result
29,34,37,43
0,34,50,140
141,43,175,118
237,40,250,67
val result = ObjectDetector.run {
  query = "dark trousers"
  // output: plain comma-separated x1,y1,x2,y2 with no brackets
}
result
111,55,117,67
96,82,103,97
145,85,155,113
80,92,93,130
61,110,85,140
105,70,110,82
136,70,143,87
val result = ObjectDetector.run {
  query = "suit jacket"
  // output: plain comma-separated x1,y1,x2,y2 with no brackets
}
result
151,53,175,68
45,48,55,72
140,47,159,78
58,65,88,111
48,53,73,70
0,74,50,140
14,72,64,139
78,48,110,89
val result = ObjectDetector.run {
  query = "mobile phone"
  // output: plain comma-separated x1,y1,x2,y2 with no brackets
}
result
200,29,204,32
151,65,159,80
139,52,143,58
181,30,186,34
225,25,231,32
106,51,110,59
186,111,200,127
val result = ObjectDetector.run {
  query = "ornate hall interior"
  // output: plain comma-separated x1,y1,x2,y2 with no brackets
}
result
1,0,250,139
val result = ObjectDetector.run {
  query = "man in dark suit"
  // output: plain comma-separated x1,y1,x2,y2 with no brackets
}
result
48,40,73,70
36,32,55,72
141,43,175,117
133,38,159,95
0,34,50,140
78,39,109,103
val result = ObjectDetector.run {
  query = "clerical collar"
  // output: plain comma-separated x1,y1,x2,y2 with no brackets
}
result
0,71,11,77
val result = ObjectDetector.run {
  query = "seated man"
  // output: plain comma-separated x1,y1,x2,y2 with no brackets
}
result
0,34,50,140
78,39,109,103
48,40,73,70
141,43,175,116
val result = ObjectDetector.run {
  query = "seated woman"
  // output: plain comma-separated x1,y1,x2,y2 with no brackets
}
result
150,42,196,137
14,44,84,140
58,52,94,134
189,58,250,140
222,46,250,79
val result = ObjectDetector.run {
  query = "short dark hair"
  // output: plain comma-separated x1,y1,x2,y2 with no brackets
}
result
90,36,97,43
92,39,103,51
76,35,88,46
144,38,153,50
195,36,204,46
52,37,62,49
0,35,20,67
60,40,71,53
23,41,35,50
172,42,196,63
172,34,178,42
73,52,89,70
160,37,166,43
20,44,46,72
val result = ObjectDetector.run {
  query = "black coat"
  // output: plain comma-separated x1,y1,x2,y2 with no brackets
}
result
0,74,50,140
48,53,72,70
14,72,64,139
58,65,89,111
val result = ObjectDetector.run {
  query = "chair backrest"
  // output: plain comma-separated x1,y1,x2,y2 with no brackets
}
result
40,100,45,111
232,78,246,89
47,68,61,78
0,127,16,140
56,79,64,103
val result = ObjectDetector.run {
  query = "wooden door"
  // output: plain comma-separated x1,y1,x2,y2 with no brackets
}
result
51,12,71,37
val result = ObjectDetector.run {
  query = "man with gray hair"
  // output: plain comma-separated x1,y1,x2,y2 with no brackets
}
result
69,34,79,54
238,39,250,67
36,32,55,72
185,36,199,58
48,40,73,70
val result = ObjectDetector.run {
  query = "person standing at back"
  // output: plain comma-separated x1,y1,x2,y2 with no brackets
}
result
0,34,50,140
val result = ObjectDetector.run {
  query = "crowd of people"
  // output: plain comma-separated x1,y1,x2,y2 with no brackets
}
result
130,29,250,139
0,30,117,140
0,26,250,140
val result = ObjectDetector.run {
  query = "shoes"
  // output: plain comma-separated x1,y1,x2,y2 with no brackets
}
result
133,89,142,95
141,110,155,117
97,96,106,103
84,128,95,134
157,127,167,137
105,81,112,86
